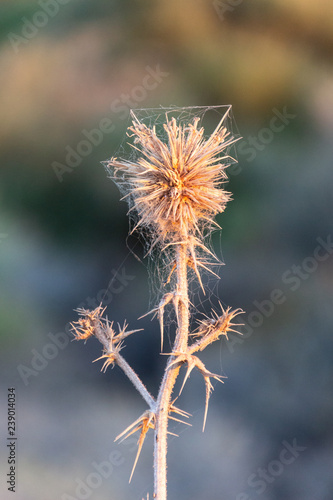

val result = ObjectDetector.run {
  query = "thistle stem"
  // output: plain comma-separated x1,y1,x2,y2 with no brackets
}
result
154,242,189,500
117,354,155,409
174,242,190,351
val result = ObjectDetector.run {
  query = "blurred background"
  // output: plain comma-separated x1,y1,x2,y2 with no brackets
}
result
1,1,333,499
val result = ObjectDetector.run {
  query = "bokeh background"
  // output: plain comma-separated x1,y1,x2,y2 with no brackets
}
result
1,1,333,499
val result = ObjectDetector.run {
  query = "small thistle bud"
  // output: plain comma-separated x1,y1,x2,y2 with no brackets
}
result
71,305,106,341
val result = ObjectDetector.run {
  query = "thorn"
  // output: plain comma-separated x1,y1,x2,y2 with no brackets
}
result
115,410,155,482
196,363,224,432
191,237,220,261
168,415,192,426
179,357,197,395
170,402,192,419
195,259,220,279
167,430,179,437
169,353,224,431
202,375,214,432
164,261,177,285
93,352,117,372
188,245,205,294
139,293,174,352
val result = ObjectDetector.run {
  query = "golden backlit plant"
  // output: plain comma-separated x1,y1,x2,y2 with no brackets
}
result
71,106,243,500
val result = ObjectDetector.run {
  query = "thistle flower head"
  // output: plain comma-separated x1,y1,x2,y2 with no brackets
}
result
106,108,238,254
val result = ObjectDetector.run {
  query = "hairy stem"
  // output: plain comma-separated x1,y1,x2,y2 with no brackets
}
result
117,354,155,409
154,243,189,500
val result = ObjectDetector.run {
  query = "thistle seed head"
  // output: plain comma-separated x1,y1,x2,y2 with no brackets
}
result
106,110,238,253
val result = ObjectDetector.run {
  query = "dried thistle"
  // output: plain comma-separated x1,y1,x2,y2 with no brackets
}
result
107,109,238,266
72,107,243,500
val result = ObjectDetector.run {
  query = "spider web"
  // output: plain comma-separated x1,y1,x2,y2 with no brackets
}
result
104,105,240,351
